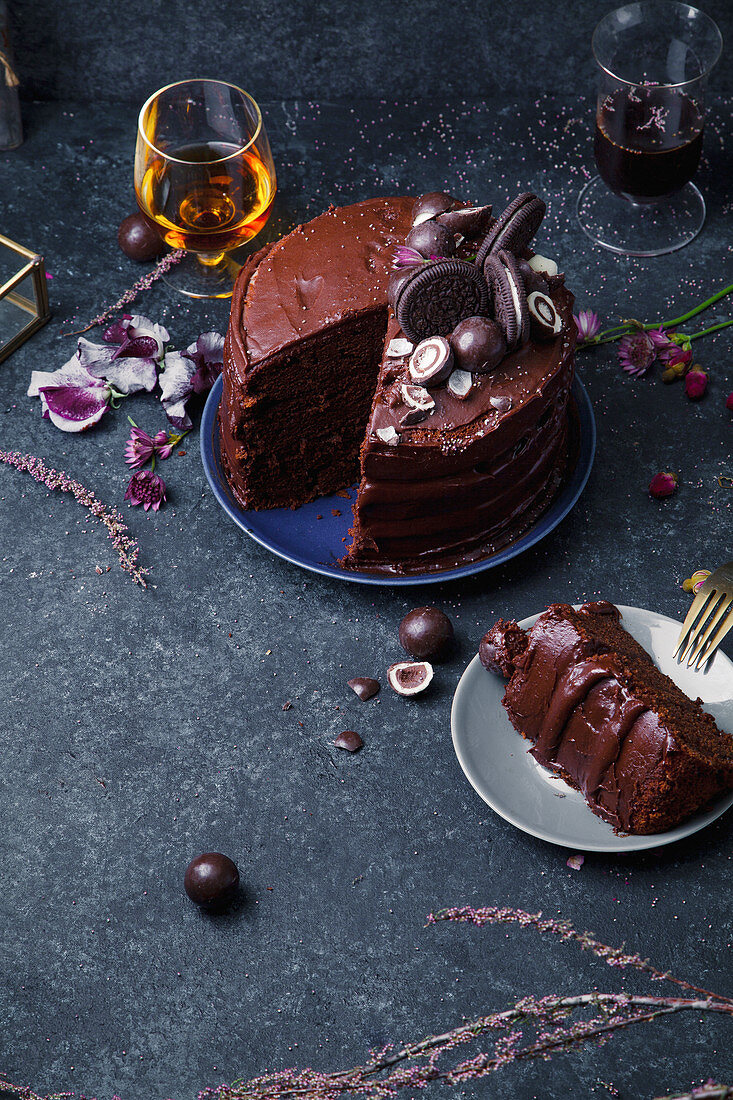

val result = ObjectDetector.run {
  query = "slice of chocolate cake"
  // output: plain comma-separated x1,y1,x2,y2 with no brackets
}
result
480,602,733,834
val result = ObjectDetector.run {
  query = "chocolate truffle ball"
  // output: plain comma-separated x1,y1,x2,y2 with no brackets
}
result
450,317,507,374
184,852,240,908
398,606,454,662
405,220,455,259
118,212,164,262
388,267,415,313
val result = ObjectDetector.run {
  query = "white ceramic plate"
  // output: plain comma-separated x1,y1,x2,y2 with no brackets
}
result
451,604,733,852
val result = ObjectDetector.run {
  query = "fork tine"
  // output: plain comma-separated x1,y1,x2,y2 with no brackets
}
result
692,601,733,670
686,593,729,666
669,589,708,655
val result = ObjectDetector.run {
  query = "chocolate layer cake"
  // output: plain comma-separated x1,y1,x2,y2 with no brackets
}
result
220,193,576,574
480,602,733,834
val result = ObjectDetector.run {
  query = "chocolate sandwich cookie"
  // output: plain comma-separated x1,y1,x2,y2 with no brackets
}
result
475,192,546,270
395,259,491,344
484,250,529,347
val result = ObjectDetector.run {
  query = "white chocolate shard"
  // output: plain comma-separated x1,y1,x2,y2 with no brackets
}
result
528,254,559,277
386,337,414,358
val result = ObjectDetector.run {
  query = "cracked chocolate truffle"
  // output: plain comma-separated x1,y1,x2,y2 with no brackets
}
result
408,336,454,386
399,606,454,661
527,291,563,340
437,204,493,238
348,677,380,700
411,191,457,225
334,730,364,751
388,660,434,695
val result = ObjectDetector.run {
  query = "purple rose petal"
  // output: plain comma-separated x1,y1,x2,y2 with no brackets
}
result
77,336,157,394
40,383,110,432
28,359,111,432
114,334,160,360
182,331,225,395
159,350,196,429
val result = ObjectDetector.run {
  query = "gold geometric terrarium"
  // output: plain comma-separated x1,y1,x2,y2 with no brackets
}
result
0,233,51,363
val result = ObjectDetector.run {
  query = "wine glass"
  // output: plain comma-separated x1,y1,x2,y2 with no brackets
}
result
577,2,721,257
135,79,277,298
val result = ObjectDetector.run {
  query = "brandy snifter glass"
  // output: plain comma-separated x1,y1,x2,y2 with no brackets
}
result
135,79,277,298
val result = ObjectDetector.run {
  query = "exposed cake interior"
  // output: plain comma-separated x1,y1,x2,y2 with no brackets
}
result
219,193,577,574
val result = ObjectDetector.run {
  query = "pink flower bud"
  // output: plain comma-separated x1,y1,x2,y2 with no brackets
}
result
685,369,708,400
649,471,678,499
726,391,733,412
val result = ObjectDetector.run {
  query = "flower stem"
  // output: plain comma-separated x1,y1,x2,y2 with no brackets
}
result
581,281,733,349
688,318,733,342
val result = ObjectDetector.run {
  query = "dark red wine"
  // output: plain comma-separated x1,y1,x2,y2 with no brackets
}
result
594,86,704,200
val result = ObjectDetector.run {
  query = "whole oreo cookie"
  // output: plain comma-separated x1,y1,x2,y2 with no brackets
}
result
396,260,491,344
484,250,529,347
475,192,546,269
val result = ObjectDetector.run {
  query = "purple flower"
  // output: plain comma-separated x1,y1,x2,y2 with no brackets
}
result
159,331,225,429
572,310,601,343
124,425,157,468
393,245,426,269
660,342,693,371
153,430,175,459
646,326,670,350
27,358,114,432
124,469,167,511
619,331,656,376
103,314,170,357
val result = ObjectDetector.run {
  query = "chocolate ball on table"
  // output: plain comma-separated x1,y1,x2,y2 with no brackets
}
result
399,606,455,662
118,212,164,262
450,317,507,374
184,852,240,909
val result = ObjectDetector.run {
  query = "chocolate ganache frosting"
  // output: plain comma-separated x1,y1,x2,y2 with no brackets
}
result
219,192,577,574
481,602,733,834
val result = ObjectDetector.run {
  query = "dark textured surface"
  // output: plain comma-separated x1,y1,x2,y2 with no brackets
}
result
9,0,733,105
1,53,733,1100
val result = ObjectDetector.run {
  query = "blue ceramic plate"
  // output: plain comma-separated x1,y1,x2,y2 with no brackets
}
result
200,373,596,586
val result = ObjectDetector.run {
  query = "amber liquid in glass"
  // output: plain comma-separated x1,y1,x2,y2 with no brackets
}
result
594,87,704,200
138,141,275,252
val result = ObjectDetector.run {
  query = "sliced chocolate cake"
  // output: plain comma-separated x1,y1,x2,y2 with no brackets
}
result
219,190,577,575
480,601,733,834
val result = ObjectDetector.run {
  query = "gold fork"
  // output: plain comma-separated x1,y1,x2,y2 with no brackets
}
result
674,562,733,670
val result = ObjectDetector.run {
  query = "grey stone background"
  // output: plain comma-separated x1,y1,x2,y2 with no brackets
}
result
9,0,733,104
1,3,733,1100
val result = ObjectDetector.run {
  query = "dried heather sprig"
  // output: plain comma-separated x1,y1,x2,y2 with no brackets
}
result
0,451,148,587
655,1087,733,1100
2,912,732,1100
427,906,733,1004
61,250,185,336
